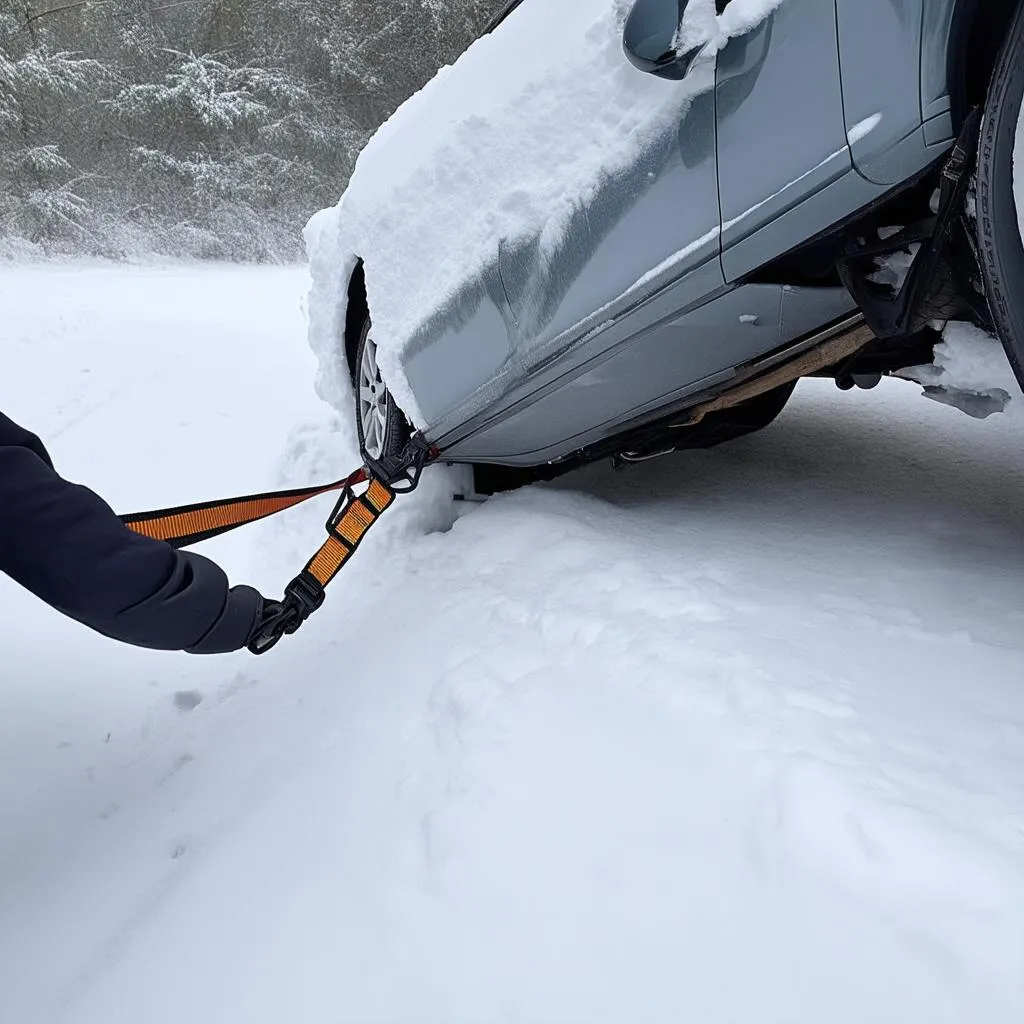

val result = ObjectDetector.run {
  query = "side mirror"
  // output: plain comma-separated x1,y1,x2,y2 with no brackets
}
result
623,0,705,80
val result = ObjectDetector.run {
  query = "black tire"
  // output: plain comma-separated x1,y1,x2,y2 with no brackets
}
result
977,3,1024,388
353,315,410,464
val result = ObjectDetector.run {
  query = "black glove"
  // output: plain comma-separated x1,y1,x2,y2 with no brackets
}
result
245,597,291,655
245,576,325,655
186,585,265,655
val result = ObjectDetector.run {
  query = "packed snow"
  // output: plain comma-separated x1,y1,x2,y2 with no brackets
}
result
900,322,1024,420
306,0,787,426
674,0,787,53
2,265,1024,1023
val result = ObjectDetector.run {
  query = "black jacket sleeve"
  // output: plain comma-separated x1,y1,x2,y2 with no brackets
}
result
0,411,261,654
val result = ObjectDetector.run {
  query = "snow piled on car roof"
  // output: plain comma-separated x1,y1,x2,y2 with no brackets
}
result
305,0,785,428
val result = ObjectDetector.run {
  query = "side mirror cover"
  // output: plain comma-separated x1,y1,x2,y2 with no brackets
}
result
623,0,704,80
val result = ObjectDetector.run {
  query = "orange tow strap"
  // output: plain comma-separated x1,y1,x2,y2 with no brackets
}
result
121,466,397,654
121,467,370,549
303,476,395,588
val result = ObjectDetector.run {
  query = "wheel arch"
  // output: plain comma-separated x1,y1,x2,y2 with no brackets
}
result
343,258,368,381
926,0,1022,123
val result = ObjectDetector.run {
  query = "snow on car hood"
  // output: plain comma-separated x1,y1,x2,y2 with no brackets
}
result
305,0,785,430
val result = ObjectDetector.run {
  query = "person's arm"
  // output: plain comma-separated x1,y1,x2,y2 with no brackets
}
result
0,413,262,654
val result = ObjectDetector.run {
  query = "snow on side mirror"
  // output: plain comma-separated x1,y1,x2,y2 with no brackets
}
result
623,0,705,80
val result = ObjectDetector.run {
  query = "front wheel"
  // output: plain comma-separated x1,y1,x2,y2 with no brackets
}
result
977,4,1024,388
353,316,410,463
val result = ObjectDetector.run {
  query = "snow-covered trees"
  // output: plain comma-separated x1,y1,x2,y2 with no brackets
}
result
267,0,498,130
0,10,105,253
107,52,324,259
0,0,501,260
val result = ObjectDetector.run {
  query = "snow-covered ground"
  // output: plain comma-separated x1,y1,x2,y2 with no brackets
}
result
2,265,1024,1023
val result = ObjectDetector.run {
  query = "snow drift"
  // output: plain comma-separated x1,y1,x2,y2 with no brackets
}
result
305,0,786,428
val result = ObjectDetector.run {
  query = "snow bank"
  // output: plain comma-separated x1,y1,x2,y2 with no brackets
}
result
306,0,786,427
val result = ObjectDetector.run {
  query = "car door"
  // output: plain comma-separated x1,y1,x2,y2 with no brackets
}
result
435,0,789,464
715,0,851,282
405,0,732,437
496,4,725,372
713,0,860,340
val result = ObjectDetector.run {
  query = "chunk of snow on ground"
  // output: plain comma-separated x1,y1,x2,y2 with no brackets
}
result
899,321,1023,420
307,0,788,426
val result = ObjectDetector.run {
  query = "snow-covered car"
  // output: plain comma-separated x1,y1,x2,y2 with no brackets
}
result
306,0,1024,483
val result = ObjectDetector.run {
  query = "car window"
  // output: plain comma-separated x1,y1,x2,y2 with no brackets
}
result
483,0,527,36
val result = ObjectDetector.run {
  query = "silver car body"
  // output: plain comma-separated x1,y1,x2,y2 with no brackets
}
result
353,0,1001,468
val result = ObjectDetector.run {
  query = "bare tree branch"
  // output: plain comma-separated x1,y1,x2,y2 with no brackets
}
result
26,1,113,27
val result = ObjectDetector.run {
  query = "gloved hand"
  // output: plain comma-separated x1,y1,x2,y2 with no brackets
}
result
245,574,326,655
246,596,292,655
185,583,266,655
